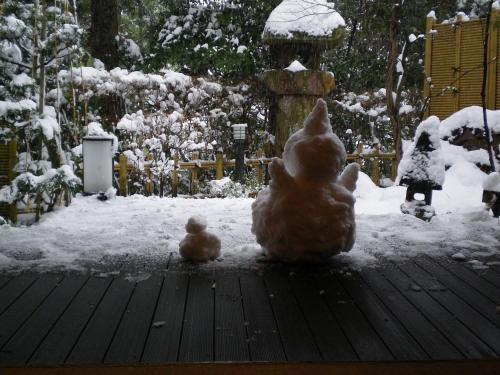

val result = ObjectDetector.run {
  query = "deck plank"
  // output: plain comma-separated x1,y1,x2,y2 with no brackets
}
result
397,261,500,355
105,275,164,364
0,274,37,315
338,271,429,361
0,274,62,350
435,259,500,305
141,272,189,363
65,278,136,364
382,263,497,359
29,277,113,365
178,273,214,362
214,273,250,362
317,272,393,361
0,277,10,290
289,273,358,361
263,270,322,361
473,268,500,289
0,275,88,364
415,258,500,329
361,267,463,360
239,273,285,362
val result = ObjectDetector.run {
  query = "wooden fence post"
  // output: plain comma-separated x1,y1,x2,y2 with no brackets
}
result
370,144,380,186
119,154,128,197
172,155,179,198
454,14,463,113
423,14,435,119
8,139,17,223
216,152,224,180
356,143,364,166
488,8,499,109
191,152,199,195
391,156,398,181
256,149,264,185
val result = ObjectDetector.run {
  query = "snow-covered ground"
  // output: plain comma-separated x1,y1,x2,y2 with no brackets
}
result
0,160,499,274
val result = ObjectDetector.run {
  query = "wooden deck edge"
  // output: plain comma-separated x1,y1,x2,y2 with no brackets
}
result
1,360,500,375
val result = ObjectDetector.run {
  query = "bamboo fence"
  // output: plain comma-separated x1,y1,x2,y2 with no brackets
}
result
115,144,397,197
424,9,500,120
0,139,17,222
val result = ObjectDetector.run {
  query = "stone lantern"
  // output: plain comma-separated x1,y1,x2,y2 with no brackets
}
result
262,0,345,156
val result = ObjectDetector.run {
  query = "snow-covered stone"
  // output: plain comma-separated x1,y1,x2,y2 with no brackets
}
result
252,99,359,262
440,106,500,140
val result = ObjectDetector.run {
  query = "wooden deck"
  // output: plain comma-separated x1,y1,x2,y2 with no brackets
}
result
0,255,499,373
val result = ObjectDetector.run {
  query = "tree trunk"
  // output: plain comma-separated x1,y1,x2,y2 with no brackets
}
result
90,0,122,131
386,1,403,166
345,0,364,59
481,0,497,172
90,0,119,70
38,0,62,169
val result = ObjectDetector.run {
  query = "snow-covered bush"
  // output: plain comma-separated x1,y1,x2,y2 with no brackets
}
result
155,0,280,79
334,88,421,154
0,165,81,220
202,174,263,198
0,1,83,219
56,65,268,196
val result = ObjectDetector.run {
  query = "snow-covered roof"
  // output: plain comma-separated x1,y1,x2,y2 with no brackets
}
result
262,0,345,42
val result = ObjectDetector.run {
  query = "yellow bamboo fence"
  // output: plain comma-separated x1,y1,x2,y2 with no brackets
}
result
115,145,397,197
0,139,17,223
424,8,500,120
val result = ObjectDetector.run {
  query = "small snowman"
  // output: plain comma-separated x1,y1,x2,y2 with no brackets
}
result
179,216,221,262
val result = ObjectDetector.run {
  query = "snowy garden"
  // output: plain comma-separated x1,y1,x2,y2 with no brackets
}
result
1,1,500,372
0,0,499,273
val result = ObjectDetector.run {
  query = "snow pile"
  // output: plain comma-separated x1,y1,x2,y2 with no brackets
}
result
397,116,445,188
179,216,221,262
262,0,345,39
32,107,60,141
252,99,360,262
440,141,491,168
117,110,147,133
0,99,37,117
483,172,500,192
10,73,34,88
440,106,500,140
285,60,307,72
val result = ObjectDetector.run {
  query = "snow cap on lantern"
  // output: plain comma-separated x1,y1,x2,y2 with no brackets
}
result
251,99,359,263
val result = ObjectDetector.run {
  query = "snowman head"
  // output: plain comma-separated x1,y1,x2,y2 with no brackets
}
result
283,99,346,180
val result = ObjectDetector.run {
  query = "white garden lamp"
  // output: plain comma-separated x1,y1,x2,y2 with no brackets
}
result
232,124,247,183
83,136,114,195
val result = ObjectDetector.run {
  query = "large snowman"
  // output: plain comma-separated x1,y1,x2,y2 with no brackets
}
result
252,99,359,262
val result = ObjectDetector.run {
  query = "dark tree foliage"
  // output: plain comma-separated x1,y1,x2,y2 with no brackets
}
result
328,0,457,94
147,0,281,80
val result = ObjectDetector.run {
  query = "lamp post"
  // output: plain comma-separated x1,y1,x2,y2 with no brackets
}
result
232,124,247,183
83,136,114,196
